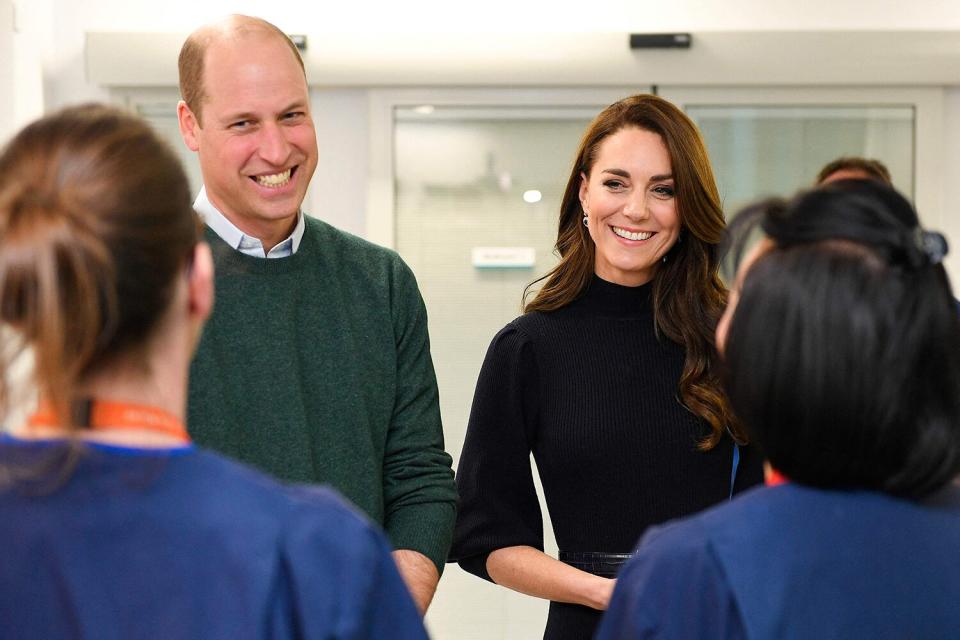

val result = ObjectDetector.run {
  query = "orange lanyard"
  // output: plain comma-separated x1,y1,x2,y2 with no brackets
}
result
28,400,190,444
766,468,789,486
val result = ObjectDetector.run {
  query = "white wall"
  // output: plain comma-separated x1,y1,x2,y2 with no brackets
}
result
35,0,960,34
310,89,368,236
944,89,960,284
0,0,13,142
18,0,960,117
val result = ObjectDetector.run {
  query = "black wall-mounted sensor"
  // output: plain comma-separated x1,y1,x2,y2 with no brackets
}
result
629,33,692,49
289,35,308,53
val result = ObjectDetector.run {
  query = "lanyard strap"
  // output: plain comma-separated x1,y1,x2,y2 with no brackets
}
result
728,442,740,500
766,468,788,486
28,400,190,444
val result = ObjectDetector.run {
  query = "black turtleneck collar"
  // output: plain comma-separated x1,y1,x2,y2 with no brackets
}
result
571,274,653,318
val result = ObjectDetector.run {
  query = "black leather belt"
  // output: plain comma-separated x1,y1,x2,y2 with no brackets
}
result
559,551,634,578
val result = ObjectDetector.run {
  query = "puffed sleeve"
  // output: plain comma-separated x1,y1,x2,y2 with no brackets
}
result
278,487,428,640
448,322,543,581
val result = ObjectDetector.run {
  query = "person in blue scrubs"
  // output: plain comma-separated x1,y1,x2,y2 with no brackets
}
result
597,179,960,639
0,104,427,640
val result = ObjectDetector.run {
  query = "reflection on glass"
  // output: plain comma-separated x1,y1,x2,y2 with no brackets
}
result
687,105,915,214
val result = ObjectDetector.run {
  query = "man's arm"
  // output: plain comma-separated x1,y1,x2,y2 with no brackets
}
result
382,256,457,610
392,549,440,615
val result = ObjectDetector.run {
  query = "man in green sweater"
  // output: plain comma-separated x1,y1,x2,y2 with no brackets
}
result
175,15,456,613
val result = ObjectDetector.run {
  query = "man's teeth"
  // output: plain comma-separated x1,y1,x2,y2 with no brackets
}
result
612,227,653,241
255,169,292,187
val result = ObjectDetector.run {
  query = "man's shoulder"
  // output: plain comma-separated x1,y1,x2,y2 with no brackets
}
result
302,216,421,300
303,216,403,265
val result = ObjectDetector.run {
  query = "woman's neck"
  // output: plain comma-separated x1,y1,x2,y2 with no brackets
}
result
15,347,190,448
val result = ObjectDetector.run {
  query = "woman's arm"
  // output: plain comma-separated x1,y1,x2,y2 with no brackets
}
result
450,326,546,574
487,545,615,610
452,324,615,611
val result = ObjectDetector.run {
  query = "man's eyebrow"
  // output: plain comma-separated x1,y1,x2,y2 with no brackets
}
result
279,101,308,113
219,102,308,123
220,111,257,123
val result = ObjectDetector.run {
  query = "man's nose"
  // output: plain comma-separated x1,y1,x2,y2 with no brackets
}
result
259,123,291,166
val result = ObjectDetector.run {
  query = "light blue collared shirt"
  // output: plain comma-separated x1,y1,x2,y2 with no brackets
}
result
193,186,306,259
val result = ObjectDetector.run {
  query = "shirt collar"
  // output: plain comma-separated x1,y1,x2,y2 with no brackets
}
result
193,186,305,258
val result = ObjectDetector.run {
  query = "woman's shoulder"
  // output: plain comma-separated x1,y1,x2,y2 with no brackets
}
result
484,306,590,363
185,449,373,531
483,311,562,357
503,307,574,339
282,484,380,540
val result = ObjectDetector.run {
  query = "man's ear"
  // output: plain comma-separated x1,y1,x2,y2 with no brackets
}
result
177,100,201,152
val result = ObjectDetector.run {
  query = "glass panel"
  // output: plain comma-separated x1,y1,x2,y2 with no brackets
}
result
686,105,915,214
394,105,597,460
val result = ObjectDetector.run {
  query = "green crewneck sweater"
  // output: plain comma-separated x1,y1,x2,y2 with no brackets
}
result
188,217,456,574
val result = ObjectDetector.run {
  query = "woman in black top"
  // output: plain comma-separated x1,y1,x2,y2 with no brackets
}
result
449,94,763,639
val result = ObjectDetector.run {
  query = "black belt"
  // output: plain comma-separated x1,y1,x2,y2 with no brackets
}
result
559,551,634,578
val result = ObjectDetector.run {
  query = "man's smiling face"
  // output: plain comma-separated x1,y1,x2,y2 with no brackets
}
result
179,32,318,244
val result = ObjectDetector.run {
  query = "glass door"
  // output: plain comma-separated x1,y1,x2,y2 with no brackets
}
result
658,86,944,227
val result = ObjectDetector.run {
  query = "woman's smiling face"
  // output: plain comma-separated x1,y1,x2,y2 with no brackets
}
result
579,126,680,286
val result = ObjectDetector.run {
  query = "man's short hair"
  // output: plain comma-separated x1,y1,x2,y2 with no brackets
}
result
816,156,893,186
178,15,306,126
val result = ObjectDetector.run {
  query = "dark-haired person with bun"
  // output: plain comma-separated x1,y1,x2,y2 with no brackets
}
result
449,94,764,639
0,104,427,639
597,179,960,639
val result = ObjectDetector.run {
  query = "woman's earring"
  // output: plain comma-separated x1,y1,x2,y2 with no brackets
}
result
582,214,588,227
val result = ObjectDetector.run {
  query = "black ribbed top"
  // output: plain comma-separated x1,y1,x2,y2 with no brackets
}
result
450,275,762,639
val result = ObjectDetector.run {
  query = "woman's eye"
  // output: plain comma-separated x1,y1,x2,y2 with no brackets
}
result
603,180,626,190
653,185,675,198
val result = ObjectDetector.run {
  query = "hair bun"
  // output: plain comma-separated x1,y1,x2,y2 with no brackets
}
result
917,229,949,266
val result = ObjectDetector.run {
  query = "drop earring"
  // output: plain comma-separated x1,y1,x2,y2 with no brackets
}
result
582,214,588,227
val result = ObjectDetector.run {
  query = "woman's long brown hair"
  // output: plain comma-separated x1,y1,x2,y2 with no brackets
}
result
524,94,743,449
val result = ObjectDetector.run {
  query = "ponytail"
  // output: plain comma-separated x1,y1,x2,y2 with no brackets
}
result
0,104,200,432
